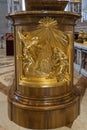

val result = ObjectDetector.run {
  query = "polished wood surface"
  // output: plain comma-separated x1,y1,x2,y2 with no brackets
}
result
7,3,81,129
8,82,80,129
25,0,68,11
6,40,14,56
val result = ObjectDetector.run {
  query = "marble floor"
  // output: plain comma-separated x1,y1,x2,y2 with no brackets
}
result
0,46,87,130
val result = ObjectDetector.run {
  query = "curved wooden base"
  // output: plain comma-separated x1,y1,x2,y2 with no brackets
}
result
8,85,80,129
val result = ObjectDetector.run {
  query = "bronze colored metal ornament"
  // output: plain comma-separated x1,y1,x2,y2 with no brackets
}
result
7,1,81,129
76,30,84,43
83,33,87,45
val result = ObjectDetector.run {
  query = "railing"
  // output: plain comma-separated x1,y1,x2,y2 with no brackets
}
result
74,42,87,77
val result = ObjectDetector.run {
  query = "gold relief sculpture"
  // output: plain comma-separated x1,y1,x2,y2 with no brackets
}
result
18,17,70,85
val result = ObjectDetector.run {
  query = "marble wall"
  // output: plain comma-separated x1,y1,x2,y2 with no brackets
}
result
75,0,87,32
0,0,8,36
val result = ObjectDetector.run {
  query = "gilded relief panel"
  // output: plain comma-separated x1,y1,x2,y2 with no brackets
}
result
16,17,72,86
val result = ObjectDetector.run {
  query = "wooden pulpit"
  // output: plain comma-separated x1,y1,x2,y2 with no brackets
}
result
7,0,81,129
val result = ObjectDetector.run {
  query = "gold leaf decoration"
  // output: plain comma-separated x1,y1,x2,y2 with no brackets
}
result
18,17,70,84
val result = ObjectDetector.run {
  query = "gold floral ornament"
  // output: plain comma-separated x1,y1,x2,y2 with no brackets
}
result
18,17,70,84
